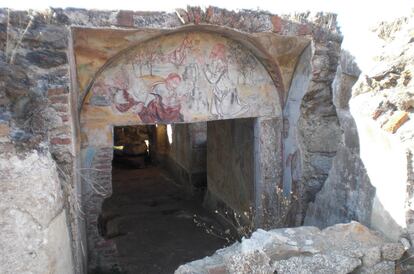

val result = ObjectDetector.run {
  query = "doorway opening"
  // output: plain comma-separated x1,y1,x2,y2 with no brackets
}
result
98,118,256,273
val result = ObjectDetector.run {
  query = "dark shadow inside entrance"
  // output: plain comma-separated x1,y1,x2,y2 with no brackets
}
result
100,118,256,273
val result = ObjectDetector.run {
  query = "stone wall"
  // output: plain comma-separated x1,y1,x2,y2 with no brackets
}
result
305,12,414,246
80,146,118,271
166,122,207,195
304,50,367,229
151,124,169,162
0,6,345,273
205,118,255,217
281,14,343,225
253,117,284,229
0,151,74,274
176,221,405,274
0,8,82,273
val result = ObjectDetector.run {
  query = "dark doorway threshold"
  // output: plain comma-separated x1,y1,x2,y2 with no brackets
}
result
100,164,228,274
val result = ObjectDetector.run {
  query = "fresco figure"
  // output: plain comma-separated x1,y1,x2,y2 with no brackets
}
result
203,43,248,118
113,88,144,113
88,32,281,125
109,68,143,113
111,72,185,123
164,35,193,67
139,73,185,123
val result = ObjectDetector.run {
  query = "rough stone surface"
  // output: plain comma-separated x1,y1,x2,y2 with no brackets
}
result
281,15,343,225
175,222,402,274
382,242,406,261
0,151,74,274
305,12,414,246
304,52,373,230
69,7,344,271
0,6,362,274
274,253,361,274
305,146,375,228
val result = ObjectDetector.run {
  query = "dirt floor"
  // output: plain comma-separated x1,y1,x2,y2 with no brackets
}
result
101,160,228,274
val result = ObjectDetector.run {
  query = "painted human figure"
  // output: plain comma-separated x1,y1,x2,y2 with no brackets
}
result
203,43,248,118
111,69,145,113
138,73,185,123
112,73,185,123
113,88,144,113
164,35,193,67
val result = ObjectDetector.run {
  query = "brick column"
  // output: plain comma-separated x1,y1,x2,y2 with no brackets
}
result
253,116,284,229
48,87,73,151
81,145,119,271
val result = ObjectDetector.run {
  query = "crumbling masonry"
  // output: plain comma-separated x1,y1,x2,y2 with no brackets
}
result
1,6,413,274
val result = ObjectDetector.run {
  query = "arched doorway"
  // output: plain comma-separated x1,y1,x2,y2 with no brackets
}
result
79,30,283,272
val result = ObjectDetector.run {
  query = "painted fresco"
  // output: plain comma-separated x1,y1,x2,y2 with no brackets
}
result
83,31,281,124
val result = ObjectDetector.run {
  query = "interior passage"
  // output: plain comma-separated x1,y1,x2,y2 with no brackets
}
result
100,155,227,273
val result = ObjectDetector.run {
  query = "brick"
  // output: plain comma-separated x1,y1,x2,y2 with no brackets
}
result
51,137,72,145
117,10,134,27
0,143,15,154
371,109,383,120
298,24,311,36
0,123,10,136
49,95,68,104
382,111,409,133
48,87,68,97
271,15,282,33
205,7,213,23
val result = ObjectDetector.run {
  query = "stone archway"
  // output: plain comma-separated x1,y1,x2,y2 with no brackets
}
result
78,29,285,271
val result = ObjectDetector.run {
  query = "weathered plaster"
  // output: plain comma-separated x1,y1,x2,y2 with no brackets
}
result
81,31,282,126
282,45,313,195
72,25,310,107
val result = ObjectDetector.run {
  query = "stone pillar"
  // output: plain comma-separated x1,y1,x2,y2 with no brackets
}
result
253,116,283,229
205,119,255,214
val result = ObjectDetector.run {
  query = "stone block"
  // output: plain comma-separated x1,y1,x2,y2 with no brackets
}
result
271,16,283,33
50,137,72,145
206,264,227,274
298,24,311,36
310,153,333,174
382,111,409,133
381,243,405,261
117,10,134,27
47,87,68,97
49,95,68,104
26,49,67,69
361,247,381,267
0,123,10,136
358,261,395,274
